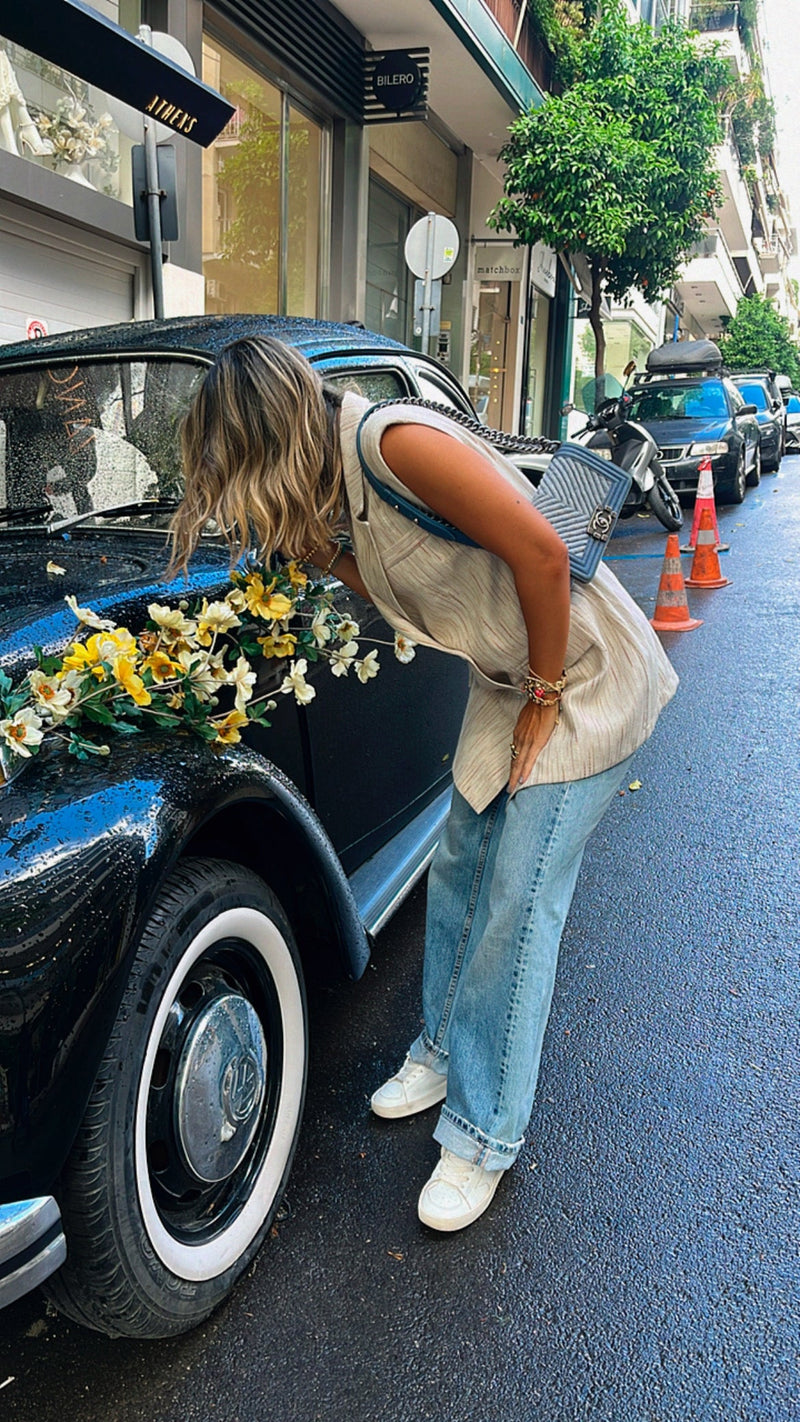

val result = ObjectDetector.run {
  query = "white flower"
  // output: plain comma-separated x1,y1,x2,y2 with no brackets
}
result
329,640,359,678
355,649,380,683
228,655,257,712
65,594,116,631
177,649,221,701
334,617,360,643
394,633,417,664
280,658,316,705
147,603,198,638
28,669,81,722
310,607,333,648
197,599,241,644
0,707,44,758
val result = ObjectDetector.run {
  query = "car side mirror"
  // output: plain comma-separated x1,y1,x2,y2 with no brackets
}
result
737,404,758,416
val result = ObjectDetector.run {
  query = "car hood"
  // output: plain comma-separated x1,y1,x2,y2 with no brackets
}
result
635,417,730,447
0,531,231,684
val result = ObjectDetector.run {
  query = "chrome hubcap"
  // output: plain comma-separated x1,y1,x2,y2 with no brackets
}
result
175,994,267,1183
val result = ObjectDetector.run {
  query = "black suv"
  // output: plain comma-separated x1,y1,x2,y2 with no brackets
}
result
626,342,761,504
729,372,786,472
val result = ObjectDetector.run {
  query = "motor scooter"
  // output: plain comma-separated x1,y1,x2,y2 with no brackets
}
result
562,362,683,532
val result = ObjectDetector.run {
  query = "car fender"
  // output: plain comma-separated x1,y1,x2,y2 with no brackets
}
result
0,735,369,1197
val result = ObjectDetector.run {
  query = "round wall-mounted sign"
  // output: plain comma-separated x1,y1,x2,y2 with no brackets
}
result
371,53,424,113
404,214,460,280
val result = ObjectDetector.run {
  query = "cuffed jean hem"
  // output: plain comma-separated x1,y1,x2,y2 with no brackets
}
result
433,1105,523,1171
408,1029,449,1076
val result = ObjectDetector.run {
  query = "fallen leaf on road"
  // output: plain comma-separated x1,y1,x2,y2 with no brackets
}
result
628,780,642,792
387,1249,404,1261
45,561,66,575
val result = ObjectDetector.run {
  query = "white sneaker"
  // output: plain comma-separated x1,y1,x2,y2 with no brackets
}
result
417,1147,504,1231
370,1055,447,1119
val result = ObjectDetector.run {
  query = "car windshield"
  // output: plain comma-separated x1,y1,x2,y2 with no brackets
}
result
628,380,728,422
734,382,769,411
0,357,206,522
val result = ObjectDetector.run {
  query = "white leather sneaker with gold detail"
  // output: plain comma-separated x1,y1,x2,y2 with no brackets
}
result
417,1147,505,1231
370,1055,447,1119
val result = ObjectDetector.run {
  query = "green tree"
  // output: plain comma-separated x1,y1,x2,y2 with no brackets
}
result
489,0,728,387
719,293,800,386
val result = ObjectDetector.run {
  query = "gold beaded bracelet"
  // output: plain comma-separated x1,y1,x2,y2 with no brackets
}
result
521,668,567,719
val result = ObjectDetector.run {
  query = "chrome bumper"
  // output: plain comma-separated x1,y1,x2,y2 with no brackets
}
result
0,1198,66,1309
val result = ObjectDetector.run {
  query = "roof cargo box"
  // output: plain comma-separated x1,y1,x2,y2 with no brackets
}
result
646,340,723,374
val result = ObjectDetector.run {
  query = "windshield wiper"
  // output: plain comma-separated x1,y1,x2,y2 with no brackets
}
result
48,499,180,535
0,504,55,526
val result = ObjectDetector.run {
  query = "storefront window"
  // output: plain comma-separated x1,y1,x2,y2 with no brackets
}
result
0,4,140,204
202,36,327,317
366,177,415,344
469,283,512,429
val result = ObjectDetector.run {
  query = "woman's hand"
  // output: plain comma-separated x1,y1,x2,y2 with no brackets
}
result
507,700,559,793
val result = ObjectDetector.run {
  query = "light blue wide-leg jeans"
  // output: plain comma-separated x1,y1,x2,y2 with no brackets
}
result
408,755,635,1170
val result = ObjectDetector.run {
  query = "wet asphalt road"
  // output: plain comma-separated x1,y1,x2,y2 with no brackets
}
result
2,461,798,1422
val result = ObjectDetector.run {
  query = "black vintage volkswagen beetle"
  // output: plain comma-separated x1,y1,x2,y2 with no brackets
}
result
0,315,472,1338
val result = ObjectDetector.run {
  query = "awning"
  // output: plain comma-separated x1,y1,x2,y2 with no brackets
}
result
0,0,234,147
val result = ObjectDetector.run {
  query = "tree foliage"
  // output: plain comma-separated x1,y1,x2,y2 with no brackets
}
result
490,0,729,378
719,294,800,387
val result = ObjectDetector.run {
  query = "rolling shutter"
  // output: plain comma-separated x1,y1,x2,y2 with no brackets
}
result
0,200,138,344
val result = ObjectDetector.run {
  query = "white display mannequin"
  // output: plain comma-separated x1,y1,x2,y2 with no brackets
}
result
0,46,55,157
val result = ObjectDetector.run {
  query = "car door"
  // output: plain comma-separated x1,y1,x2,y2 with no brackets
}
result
304,358,468,871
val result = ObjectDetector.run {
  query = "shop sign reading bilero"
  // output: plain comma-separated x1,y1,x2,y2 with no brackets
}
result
364,49,429,125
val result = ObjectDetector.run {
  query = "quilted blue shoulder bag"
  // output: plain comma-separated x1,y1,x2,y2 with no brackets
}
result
355,398,632,583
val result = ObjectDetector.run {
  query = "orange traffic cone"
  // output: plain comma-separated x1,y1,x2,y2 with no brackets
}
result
681,456,729,553
685,507,731,588
650,532,702,632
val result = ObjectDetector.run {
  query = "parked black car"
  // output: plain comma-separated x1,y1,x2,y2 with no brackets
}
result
728,372,785,472
626,341,761,504
0,315,478,1339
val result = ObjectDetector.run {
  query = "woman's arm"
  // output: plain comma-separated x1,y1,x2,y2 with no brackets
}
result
379,423,571,792
303,544,373,604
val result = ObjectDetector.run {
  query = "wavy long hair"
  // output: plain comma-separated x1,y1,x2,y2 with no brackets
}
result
169,336,344,572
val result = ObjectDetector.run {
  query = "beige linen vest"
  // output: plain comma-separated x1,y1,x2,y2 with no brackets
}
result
339,392,678,813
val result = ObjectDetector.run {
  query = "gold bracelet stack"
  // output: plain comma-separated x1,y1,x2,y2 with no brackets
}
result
521,668,567,721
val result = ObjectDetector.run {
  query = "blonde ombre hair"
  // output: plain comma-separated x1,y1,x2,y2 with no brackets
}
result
170,336,345,572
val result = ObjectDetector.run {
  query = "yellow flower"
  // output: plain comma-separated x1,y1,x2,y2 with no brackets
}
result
256,632,297,659
141,650,180,683
112,655,152,706
244,573,294,622
286,560,308,590
63,629,138,670
166,690,185,710
225,587,248,613
0,707,44,757
209,708,249,745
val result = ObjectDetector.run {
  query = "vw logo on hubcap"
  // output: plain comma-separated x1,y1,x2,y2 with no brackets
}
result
175,994,268,1183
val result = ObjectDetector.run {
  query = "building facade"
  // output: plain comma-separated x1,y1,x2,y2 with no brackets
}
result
0,0,574,436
